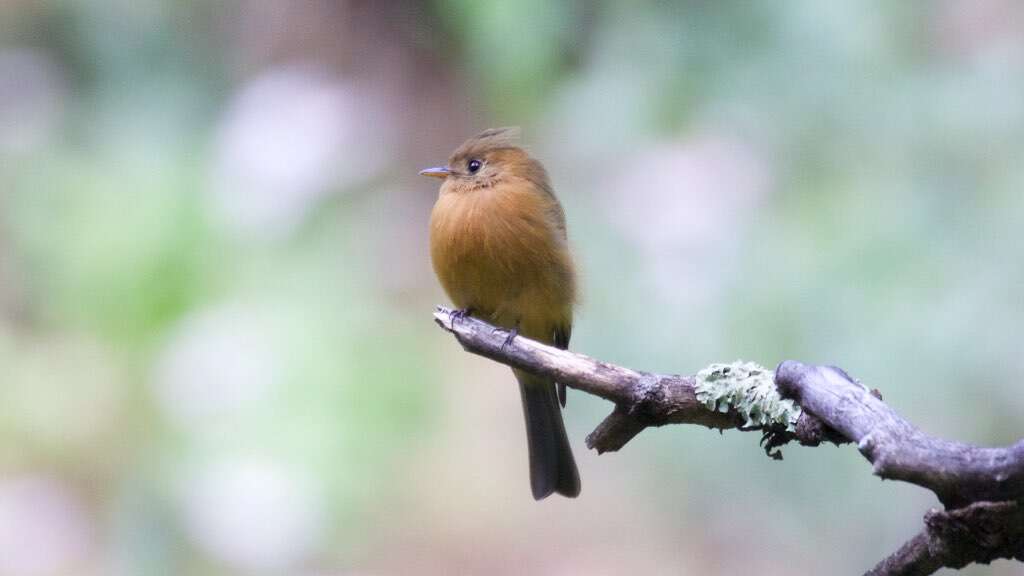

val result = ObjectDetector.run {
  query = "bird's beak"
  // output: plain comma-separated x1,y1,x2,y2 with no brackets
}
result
419,165,451,179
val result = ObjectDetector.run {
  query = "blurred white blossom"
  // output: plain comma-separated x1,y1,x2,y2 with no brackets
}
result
209,64,394,240
0,48,66,155
152,304,279,424
0,476,93,576
602,133,770,303
934,0,1024,58
181,458,324,572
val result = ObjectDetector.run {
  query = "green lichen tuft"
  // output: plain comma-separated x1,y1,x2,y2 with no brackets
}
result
694,361,801,431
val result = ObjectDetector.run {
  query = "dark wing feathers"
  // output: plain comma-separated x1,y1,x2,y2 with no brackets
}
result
554,325,571,407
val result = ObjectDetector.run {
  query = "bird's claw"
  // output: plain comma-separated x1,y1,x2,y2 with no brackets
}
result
450,307,474,325
492,326,519,350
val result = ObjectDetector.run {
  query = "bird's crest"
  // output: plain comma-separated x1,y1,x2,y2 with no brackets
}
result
450,127,523,162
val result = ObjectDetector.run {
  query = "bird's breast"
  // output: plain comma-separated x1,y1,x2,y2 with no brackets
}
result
429,185,575,333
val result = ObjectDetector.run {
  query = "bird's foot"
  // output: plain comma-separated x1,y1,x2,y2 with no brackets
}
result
450,307,474,325
492,326,519,350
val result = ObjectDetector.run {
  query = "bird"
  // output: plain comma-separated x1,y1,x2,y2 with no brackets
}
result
421,127,581,499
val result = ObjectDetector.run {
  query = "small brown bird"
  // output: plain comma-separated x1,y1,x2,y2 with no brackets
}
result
421,127,580,499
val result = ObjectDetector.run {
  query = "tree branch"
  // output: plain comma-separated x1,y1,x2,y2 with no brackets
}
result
432,307,835,455
775,361,1024,507
866,501,1024,575
432,306,1024,575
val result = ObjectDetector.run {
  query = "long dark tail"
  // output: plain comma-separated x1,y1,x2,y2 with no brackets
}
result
515,369,581,499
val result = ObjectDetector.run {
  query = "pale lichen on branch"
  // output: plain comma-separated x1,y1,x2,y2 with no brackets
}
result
695,361,800,429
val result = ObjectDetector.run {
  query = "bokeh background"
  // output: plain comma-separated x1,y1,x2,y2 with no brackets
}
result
2,1,1023,574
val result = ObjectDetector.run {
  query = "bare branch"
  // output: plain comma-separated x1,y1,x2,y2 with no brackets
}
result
867,501,1024,575
776,361,1024,507
433,306,824,454
867,530,944,576
432,306,1024,575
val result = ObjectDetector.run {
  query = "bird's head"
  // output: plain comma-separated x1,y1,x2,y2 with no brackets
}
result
420,127,549,194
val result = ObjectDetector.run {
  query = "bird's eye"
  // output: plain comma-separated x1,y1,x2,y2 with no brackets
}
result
467,159,482,173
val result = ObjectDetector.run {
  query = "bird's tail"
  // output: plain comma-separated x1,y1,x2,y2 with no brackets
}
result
515,369,581,500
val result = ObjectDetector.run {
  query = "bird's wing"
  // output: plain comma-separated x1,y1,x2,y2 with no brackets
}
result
554,324,571,407
547,199,568,241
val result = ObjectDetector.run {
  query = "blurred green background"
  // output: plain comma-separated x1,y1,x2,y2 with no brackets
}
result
1,1,1023,574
